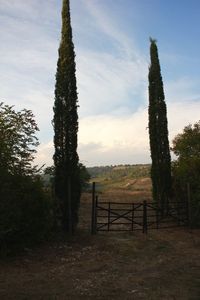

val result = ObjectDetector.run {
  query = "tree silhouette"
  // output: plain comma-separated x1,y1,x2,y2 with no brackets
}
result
53,0,80,232
148,38,171,212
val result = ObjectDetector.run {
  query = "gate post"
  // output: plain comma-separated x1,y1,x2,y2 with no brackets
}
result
95,195,98,232
131,203,134,231
143,200,147,233
108,202,111,231
67,176,72,235
91,182,96,234
187,182,192,229
156,203,159,229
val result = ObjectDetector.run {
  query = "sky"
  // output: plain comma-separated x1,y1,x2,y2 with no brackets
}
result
0,0,200,167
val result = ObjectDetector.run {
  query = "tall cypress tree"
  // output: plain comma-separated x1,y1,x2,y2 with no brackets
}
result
53,0,80,232
148,38,171,212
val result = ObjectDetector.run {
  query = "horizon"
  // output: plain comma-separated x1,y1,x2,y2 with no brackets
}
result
1,0,200,167
86,163,151,168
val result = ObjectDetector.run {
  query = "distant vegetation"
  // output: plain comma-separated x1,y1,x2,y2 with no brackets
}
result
87,164,150,180
86,164,151,193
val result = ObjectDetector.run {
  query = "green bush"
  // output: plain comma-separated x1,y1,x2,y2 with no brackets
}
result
172,121,200,227
0,174,53,254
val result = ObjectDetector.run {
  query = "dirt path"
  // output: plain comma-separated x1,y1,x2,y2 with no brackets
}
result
0,194,200,299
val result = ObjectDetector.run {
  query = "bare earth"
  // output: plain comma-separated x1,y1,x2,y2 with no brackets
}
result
0,192,200,300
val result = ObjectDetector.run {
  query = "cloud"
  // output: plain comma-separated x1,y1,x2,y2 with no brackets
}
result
77,99,200,167
0,0,58,143
35,96,200,168
78,108,149,166
76,50,147,117
0,0,59,25
168,100,200,139
35,140,54,167
74,1,148,118
83,0,140,59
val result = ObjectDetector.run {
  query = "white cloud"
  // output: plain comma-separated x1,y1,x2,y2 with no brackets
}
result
76,50,147,117
35,140,54,167
168,100,200,139
78,107,149,166
73,0,149,118
0,0,58,146
35,97,200,168
83,0,139,59
77,99,200,167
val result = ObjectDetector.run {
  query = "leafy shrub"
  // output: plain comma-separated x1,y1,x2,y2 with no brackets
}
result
0,103,53,255
172,121,200,227
0,174,53,254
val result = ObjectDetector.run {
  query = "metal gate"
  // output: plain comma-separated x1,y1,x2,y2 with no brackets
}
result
91,183,189,234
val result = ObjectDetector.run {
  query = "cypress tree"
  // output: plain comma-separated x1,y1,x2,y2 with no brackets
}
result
53,0,80,232
148,38,171,212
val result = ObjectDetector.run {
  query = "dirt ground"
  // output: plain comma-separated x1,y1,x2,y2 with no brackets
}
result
0,192,200,300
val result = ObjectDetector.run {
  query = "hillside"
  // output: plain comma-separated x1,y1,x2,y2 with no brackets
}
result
87,164,152,200
87,164,150,179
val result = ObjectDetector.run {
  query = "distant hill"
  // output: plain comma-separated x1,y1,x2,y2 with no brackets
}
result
87,164,150,179
86,164,151,193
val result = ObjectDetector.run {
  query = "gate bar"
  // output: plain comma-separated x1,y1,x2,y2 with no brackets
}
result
143,200,147,233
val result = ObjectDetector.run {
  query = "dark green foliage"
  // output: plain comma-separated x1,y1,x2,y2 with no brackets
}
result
0,102,39,176
88,164,150,180
172,121,200,227
0,103,53,255
42,163,90,192
148,39,171,211
78,163,91,190
53,0,80,232
0,175,53,254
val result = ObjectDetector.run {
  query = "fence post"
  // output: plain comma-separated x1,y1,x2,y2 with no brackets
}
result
156,203,159,229
95,195,98,234
108,202,111,231
177,199,180,226
91,182,96,234
131,203,134,231
143,200,147,234
187,182,192,229
67,176,73,235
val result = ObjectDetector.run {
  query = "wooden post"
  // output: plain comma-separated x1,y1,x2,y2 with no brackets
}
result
143,200,147,234
108,202,111,231
91,182,96,234
95,195,98,234
67,176,72,235
177,199,180,226
156,203,159,229
187,182,192,229
131,203,134,231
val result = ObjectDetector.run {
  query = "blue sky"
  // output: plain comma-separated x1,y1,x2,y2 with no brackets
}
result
0,0,200,167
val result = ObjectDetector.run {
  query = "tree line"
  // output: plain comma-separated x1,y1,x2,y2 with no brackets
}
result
0,0,200,254
87,165,150,180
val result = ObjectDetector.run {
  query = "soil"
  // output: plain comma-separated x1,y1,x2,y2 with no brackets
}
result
0,192,200,300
